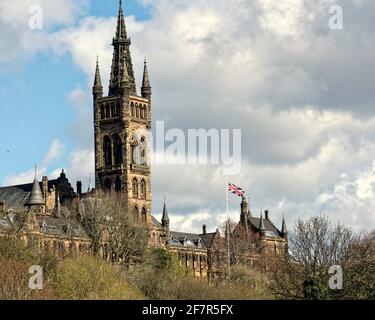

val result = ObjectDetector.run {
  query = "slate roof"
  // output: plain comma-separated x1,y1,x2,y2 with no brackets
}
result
0,180,58,209
200,232,216,249
169,231,206,249
151,215,162,227
38,217,89,239
0,213,89,239
248,216,282,238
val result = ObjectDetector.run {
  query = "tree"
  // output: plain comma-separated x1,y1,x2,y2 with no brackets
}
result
79,193,149,266
54,254,143,300
342,231,375,299
79,197,105,255
220,218,261,268
269,215,356,300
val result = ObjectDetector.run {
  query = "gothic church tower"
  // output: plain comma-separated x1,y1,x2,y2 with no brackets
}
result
93,0,152,222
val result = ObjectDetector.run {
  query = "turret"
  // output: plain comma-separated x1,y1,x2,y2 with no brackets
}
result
27,166,45,207
108,0,137,96
161,198,170,232
92,57,103,101
141,59,152,101
281,214,288,240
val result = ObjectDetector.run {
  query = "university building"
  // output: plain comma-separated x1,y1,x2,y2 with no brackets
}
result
0,0,287,280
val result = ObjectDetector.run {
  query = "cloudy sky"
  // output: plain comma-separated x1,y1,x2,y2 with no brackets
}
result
0,0,375,234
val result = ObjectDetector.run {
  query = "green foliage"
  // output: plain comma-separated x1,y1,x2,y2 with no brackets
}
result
0,236,57,300
0,236,34,261
54,254,143,300
128,249,271,300
148,248,185,274
303,274,331,300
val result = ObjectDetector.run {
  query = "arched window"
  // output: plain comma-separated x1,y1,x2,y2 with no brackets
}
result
103,136,112,167
143,105,148,120
132,178,138,198
136,104,140,118
113,134,123,165
140,107,144,119
140,137,146,166
116,102,120,117
105,104,110,118
111,103,115,118
131,102,135,117
134,205,139,221
115,176,122,192
140,179,146,199
142,207,147,223
100,105,105,119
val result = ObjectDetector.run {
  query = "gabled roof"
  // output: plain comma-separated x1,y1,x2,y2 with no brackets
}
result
0,180,58,209
38,217,88,239
169,231,206,249
151,215,162,227
248,216,282,238
200,232,217,249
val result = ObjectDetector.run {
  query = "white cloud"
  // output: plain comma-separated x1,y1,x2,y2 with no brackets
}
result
3,0,375,233
42,139,64,166
0,0,88,69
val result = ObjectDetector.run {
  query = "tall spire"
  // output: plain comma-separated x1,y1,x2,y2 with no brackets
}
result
116,0,127,40
161,196,170,232
141,58,152,100
93,57,103,97
28,166,45,206
109,0,137,96
120,56,130,90
162,197,169,223
281,214,288,235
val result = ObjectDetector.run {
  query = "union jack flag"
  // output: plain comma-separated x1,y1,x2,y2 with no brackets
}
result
228,183,245,197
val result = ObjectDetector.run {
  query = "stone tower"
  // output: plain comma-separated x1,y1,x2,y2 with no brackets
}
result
93,0,152,222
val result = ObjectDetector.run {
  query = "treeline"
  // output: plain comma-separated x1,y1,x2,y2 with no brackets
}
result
0,215,374,300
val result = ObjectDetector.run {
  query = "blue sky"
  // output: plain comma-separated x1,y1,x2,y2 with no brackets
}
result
0,0,147,185
1,0,375,232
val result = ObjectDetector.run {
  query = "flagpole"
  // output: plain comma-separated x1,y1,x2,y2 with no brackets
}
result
226,180,231,274
226,180,229,215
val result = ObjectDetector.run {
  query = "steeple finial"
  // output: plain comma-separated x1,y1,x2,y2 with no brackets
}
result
281,213,288,235
116,0,127,39
141,58,152,99
162,198,169,222
109,0,137,96
28,165,45,206
93,57,103,92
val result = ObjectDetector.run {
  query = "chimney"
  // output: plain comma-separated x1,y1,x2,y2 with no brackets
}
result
0,201,5,212
42,176,48,200
77,181,82,195
265,210,269,220
202,224,207,235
